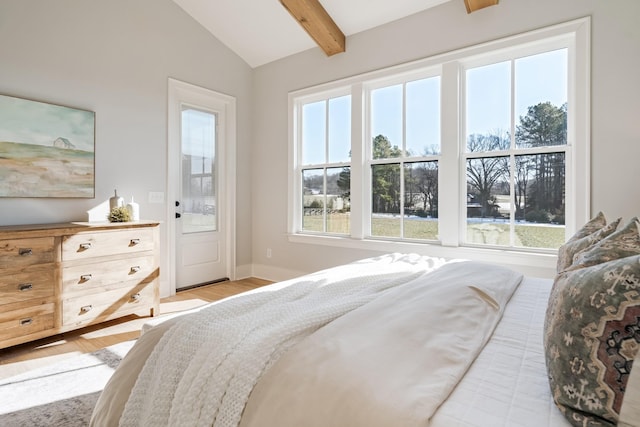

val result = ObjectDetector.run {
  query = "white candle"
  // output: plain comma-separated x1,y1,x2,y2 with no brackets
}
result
127,197,140,221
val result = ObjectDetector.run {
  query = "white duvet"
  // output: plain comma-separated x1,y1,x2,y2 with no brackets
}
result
91,254,522,427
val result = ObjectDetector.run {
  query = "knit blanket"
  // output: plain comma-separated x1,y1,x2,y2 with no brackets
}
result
118,253,448,427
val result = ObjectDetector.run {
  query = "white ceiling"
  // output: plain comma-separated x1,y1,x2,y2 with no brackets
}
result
172,0,452,68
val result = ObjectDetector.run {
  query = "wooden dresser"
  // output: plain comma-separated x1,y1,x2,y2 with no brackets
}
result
0,221,160,349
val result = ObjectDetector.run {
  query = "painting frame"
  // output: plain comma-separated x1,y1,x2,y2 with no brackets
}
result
0,94,95,198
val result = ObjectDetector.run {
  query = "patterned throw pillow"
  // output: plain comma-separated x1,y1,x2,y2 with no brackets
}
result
556,211,607,273
571,212,608,241
556,217,621,273
568,218,640,271
544,255,640,426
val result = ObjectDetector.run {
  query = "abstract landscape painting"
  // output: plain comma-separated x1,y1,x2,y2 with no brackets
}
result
0,94,95,198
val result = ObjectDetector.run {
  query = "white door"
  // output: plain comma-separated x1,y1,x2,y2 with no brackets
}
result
168,79,236,292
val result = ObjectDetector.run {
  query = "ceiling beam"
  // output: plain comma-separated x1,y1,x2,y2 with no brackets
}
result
464,0,499,13
280,0,345,56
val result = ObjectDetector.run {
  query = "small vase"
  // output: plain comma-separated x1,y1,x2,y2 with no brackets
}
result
109,190,124,210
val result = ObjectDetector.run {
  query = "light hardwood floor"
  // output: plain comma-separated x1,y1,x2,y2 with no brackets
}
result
0,277,272,380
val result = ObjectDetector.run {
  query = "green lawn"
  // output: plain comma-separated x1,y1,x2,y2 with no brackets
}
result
303,214,565,249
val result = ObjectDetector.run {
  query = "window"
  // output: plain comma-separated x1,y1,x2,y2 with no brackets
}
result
298,93,351,234
367,76,440,240
289,18,590,263
464,49,568,249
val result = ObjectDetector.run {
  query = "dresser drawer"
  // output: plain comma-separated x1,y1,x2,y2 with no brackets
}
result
62,255,156,296
62,228,154,261
0,237,56,268
0,302,55,342
0,265,56,304
62,282,155,327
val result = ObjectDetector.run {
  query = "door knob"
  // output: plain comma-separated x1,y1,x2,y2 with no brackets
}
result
175,212,181,219
175,201,180,207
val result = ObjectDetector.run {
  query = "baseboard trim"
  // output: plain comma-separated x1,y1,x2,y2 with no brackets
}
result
250,263,305,283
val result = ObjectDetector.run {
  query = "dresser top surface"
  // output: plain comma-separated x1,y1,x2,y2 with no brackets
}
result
0,221,160,237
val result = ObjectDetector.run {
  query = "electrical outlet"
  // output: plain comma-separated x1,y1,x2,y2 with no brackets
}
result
148,192,164,203
266,248,272,258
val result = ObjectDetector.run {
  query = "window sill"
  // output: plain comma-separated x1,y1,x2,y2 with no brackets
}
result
287,232,558,279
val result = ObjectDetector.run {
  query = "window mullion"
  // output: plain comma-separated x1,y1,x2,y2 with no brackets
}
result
509,154,516,247
510,58,516,247
323,100,329,233
400,84,407,238
324,100,330,163
350,83,365,240
289,100,301,234
400,160,405,238
439,61,460,247
323,168,328,232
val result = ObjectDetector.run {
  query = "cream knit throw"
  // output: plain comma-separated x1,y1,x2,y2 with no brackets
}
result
119,254,446,427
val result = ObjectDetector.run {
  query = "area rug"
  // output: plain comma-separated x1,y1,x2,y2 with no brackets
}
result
0,340,135,427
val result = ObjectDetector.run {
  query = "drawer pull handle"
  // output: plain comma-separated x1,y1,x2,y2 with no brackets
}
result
80,305,92,313
130,266,141,273
80,274,92,282
79,243,92,250
131,293,141,302
19,248,33,256
19,283,33,292
20,318,33,326
130,238,141,246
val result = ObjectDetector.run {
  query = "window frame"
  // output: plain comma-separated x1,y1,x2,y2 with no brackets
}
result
291,86,352,236
287,17,590,274
459,43,571,250
364,68,442,242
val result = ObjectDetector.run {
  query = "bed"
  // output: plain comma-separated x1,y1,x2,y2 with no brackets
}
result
90,215,640,427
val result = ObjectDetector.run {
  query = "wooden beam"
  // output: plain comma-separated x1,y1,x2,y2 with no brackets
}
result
464,0,499,13
280,0,345,56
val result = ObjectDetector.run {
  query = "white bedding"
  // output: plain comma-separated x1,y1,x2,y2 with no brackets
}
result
430,277,571,427
119,253,454,427
238,259,521,427
90,254,569,427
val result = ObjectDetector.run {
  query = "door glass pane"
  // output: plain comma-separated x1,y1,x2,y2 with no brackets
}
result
181,107,216,234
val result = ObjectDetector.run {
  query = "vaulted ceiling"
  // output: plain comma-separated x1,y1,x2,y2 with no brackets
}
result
172,0,458,68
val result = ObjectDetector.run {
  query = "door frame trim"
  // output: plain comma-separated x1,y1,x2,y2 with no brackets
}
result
167,78,237,296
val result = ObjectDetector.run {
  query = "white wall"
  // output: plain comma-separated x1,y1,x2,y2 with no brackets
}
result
251,0,640,280
0,0,253,296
